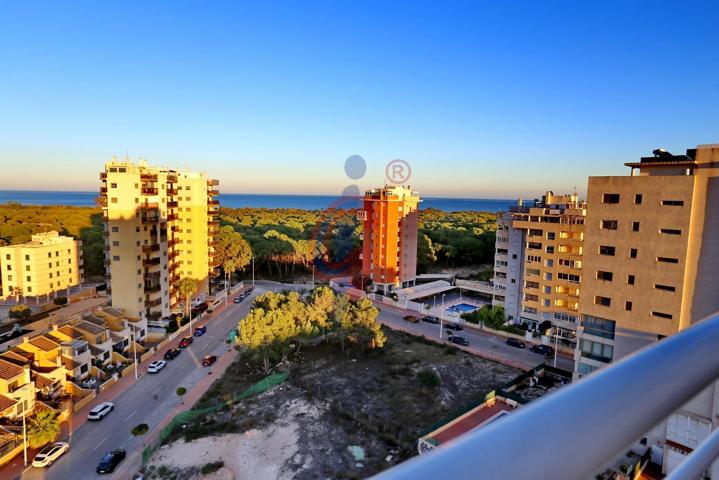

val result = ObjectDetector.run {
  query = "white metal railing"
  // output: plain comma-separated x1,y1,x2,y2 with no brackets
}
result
374,310,719,480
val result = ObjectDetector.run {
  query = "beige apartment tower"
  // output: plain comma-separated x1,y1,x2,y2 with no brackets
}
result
100,159,220,321
575,144,719,475
506,192,586,342
0,231,83,301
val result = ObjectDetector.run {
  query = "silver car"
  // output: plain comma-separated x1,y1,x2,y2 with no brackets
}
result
32,442,69,468
87,402,114,421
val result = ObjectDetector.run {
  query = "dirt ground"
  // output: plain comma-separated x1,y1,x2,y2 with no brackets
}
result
144,329,521,479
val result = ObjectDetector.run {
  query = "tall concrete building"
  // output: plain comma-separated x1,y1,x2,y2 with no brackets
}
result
100,158,220,321
491,211,525,322
360,185,420,293
0,231,83,301
575,144,719,475
493,193,586,342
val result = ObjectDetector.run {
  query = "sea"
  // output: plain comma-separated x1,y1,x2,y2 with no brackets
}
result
0,190,515,213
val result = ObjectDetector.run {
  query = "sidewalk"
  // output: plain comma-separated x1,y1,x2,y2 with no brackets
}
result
1,288,247,480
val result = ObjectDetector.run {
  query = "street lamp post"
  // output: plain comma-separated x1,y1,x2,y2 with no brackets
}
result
553,328,559,368
440,293,446,339
312,264,315,289
252,257,255,287
132,323,139,380
22,411,27,466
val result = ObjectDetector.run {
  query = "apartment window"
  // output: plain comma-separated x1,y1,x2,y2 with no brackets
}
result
632,222,640,232
512,254,517,259
24,254,29,261
48,252,52,258
48,263,52,268
662,200,684,206
5,265,10,271
68,259,72,264
602,194,620,204
578,363,599,375
652,311,673,319
628,275,635,285
625,301,633,311
594,296,611,307
601,220,618,230
544,272,553,281
544,299,551,307
25,265,30,271
558,273,580,283
528,242,542,250
596,271,613,281
545,259,553,267
527,255,541,263
599,245,615,256
630,248,638,259
544,286,551,294
581,340,614,363
655,284,676,292
112,226,119,232
659,228,681,235
112,241,119,247
657,257,679,264
545,246,555,254
26,276,31,281
49,273,52,278
4,254,9,260
136,227,140,233
69,268,72,274
546,232,555,240
113,255,120,261
111,197,118,203
27,286,31,293
634,194,643,204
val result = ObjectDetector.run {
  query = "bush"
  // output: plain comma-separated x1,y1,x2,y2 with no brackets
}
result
417,369,441,388
180,315,190,326
53,296,68,306
165,320,179,334
200,461,225,474
176,387,187,397
131,423,149,436
8,305,31,319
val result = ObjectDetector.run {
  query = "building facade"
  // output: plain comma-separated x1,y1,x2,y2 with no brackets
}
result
0,231,83,301
360,185,420,293
100,158,220,321
574,144,719,475
493,193,586,343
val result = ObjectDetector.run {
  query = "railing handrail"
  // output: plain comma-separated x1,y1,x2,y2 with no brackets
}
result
374,310,719,480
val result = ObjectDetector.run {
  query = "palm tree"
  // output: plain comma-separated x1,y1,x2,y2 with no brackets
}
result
177,277,198,324
26,409,61,448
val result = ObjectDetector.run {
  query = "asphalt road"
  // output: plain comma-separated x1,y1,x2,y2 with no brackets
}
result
20,289,258,480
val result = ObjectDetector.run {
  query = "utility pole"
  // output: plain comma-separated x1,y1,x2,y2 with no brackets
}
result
440,293,446,339
252,257,255,287
553,328,559,368
133,323,139,380
22,410,27,466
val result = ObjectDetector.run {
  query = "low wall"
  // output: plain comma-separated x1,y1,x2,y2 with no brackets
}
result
72,391,97,413
99,375,118,393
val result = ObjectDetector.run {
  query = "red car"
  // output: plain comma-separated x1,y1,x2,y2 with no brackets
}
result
202,355,217,366
178,336,193,348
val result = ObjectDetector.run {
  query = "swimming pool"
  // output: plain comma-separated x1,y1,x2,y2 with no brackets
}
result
445,303,479,314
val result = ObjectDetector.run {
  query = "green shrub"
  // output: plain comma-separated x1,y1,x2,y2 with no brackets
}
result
165,320,179,333
131,423,149,436
53,296,68,306
417,369,441,388
9,305,31,319
200,461,225,474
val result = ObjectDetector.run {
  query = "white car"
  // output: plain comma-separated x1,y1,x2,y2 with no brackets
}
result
32,442,69,468
147,360,167,374
87,402,114,421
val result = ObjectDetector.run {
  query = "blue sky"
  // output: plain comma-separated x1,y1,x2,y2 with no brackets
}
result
0,1,717,198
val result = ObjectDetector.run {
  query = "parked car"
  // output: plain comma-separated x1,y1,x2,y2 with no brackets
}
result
448,335,469,346
448,322,464,331
530,344,555,356
233,296,242,304
178,336,193,348
87,402,114,421
506,338,526,349
422,316,440,324
32,442,69,468
202,355,217,366
193,325,207,337
96,449,126,474
147,360,167,374
164,348,181,360
403,315,419,323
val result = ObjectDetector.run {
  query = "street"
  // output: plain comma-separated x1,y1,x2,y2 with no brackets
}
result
17,289,258,480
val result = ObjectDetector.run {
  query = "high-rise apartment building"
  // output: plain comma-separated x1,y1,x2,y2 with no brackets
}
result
493,193,586,341
491,211,525,322
0,231,83,301
100,159,220,320
360,185,420,293
575,144,719,475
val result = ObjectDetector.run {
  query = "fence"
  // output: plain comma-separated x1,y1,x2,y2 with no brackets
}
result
141,372,288,464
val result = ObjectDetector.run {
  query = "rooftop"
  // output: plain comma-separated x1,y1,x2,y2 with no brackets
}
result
28,335,60,352
0,359,25,380
0,394,17,413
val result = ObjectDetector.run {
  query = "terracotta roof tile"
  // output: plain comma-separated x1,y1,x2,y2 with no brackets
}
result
29,336,60,352
0,351,30,366
31,372,56,390
0,394,17,413
61,356,81,370
0,359,24,380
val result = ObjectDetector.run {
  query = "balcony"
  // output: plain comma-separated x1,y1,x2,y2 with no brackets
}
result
141,215,160,224
377,310,719,480
142,244,160,253
139,202,159,210
144,284,161,294
167,200,178,208
208,200,219,206
208,220,219,227
167,188,178,195
168,250,179,260
142,257,161,267
141,187,158,195
208,179,220,186
167,213,179,221
168,238,179,247
100,186,107,194
208,189,220,196
146,298,162,308
140,173,157,182
166,174,178,183
100,172,107,180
